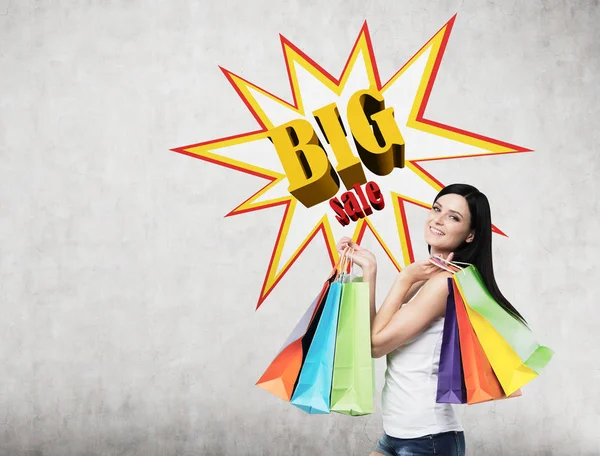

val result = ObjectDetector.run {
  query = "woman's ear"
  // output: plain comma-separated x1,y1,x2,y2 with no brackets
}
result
466,231,475,243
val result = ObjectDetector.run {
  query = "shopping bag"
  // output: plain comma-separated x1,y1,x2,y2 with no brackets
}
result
453,280,522,404
436,278,466,404
429,257,551,397
330,278,374,416
454,266,553,375
290,281,343,414
256,273,333,401
454,278,537,396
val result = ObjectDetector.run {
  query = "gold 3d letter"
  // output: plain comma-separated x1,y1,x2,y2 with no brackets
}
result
347,88,405,176
269,119,340,208
312,103,366,190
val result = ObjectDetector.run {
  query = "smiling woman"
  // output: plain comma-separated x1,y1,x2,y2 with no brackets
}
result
426,184,527,325
336,183,526,456
426,193,475,253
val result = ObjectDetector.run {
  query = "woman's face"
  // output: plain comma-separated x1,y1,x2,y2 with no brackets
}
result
424,193,474,253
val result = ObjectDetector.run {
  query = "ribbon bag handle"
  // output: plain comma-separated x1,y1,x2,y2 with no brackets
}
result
332,246,351,279
428,255,473,273
347,248,354,274
428,256,457,273
338,247,355,283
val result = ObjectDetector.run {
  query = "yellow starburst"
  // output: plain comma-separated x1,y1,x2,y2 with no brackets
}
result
172,15,531,309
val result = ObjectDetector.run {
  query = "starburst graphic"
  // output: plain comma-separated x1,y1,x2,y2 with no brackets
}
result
172,15,531,309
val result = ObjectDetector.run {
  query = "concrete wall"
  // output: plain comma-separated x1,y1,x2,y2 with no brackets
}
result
1,0,598,454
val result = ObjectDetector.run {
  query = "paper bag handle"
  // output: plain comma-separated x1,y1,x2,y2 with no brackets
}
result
428,255,472,273
337,247,355,283
329,246,350,280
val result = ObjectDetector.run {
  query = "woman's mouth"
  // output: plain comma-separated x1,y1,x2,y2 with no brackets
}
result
429,226,445,236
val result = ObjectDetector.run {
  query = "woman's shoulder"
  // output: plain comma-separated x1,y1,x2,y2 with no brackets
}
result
422,271,454,293
406,271,452,301
433,270,454,281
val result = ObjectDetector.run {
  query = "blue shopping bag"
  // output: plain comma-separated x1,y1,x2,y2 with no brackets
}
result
290,281,343,414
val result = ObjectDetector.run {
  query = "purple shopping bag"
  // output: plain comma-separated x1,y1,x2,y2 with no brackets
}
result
436,278,466,403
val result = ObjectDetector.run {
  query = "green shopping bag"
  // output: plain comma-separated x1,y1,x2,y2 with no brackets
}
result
330,277,374,416
453,265,553,375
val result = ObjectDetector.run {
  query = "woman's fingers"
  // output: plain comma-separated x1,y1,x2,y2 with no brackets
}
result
336,236,351,252
336,237,362,252
348,240,362,250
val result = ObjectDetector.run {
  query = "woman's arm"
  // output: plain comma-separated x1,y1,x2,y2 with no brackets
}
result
368,269,412,336
371,271,452,358
359,266,425,330
363,266,378,328
401,280,427,305
334,236,453,359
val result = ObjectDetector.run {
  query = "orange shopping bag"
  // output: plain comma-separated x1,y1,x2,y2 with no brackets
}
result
453,282,522,404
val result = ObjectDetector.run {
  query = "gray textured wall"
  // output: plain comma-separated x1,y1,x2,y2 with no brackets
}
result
1,0,598,455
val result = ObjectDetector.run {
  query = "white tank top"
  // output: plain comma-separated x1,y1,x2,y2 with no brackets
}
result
381,285,464,438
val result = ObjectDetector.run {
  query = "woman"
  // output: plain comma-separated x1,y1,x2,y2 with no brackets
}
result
336,183,526,456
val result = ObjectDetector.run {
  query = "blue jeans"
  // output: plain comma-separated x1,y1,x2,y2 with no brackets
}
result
374,430,465,456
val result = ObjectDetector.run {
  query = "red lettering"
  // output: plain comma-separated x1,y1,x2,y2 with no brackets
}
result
329,197,350,226
329,180,385,226
341,192,364,221
352,183,373,216
366,181,384,211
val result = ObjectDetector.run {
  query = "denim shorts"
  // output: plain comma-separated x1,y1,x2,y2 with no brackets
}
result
374,430,465,456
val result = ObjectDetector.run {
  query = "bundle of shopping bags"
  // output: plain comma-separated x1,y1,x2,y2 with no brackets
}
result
431,256,554,404
255,249,553,413
255,249,374,415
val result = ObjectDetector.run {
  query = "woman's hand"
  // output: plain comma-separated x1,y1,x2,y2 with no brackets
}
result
336,237,377,274
400,252,455,284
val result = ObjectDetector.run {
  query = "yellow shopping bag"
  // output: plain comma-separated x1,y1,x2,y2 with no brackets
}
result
455,280,537,396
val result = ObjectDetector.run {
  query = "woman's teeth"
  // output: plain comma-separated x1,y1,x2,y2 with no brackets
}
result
430,226,444,235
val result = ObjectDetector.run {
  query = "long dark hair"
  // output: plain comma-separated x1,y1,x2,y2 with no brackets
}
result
428,183,528,326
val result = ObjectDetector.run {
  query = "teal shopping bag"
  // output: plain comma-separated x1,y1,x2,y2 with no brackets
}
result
290,281,343,414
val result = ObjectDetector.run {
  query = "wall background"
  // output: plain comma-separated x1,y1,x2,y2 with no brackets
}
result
1,0,598,454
